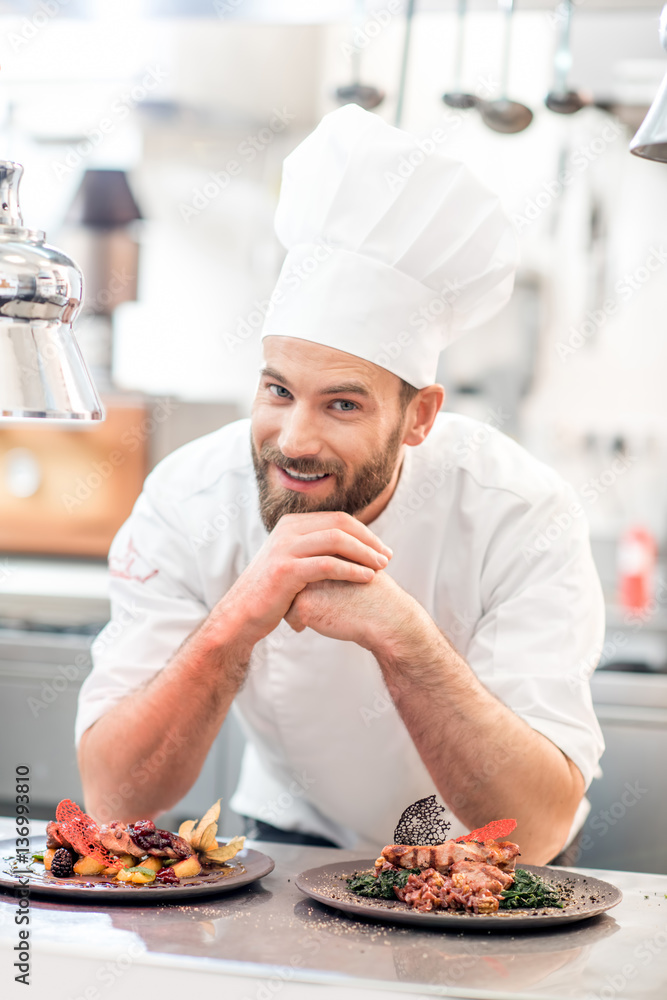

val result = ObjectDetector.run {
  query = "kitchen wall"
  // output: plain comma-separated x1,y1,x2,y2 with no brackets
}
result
3,9,665,427
1,7,665,556
0,3,666,867
6,9,662,532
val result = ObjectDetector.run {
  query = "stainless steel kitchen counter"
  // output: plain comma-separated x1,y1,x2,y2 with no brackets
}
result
1,820,667,1000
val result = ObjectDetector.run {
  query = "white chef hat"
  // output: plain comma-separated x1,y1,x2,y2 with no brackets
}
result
260,104,518,389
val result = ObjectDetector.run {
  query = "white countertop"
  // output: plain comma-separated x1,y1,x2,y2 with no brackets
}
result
1,819,667,1000
0,556,109,626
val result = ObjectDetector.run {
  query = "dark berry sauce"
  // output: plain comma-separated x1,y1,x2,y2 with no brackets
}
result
155,867,180,884
127,820,172,853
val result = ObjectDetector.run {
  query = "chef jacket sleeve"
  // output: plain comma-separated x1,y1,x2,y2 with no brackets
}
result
464,481,605,792
74,475,208,749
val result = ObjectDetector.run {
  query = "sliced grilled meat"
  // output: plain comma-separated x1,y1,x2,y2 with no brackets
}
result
45,820,76,852
381,838,519,873
98,821,145,858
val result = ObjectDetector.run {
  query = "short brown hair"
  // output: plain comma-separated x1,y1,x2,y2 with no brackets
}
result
398,377,419,412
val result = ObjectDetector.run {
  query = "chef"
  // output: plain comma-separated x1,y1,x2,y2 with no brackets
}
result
76,105,605,865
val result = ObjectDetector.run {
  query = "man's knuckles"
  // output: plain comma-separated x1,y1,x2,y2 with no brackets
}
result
323,527,346,549
284,605,306,632
276,509,356,533
272,510,385,554
284,592,310,629
275,512,301,527
326,510,352,528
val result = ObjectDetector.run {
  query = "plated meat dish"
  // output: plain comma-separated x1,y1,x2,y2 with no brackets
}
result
347,818,564,915
35,798,244,885
376,836,520,914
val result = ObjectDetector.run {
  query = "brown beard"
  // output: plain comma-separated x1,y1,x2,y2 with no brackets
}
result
251,421,404,533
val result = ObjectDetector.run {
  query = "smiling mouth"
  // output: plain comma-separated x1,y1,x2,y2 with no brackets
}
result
280,467,331,483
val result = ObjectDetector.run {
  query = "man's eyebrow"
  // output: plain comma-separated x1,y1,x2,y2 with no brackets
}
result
259,367,292,388
318,382,371,398
259,368,372,398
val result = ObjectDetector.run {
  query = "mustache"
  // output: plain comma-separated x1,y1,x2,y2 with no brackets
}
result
258,444,345,478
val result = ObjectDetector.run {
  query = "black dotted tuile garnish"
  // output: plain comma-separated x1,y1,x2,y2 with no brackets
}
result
393,795,452,846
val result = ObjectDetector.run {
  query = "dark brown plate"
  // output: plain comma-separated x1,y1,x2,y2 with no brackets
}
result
0,835,274,902
295,860,622,931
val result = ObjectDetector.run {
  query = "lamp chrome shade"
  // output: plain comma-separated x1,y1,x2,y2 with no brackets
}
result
0,161,104,422
630,69,667,163
630,5,667,163
0,321,104,421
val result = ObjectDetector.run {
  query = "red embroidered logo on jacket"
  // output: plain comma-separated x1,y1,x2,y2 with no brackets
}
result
109,539,158,583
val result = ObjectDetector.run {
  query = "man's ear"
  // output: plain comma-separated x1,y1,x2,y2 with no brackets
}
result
403,384,446,447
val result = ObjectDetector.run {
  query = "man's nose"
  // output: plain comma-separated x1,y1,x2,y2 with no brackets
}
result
277,405,322,459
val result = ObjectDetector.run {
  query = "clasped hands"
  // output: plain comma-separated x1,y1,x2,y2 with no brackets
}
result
227,509,426,657
280,513,421,654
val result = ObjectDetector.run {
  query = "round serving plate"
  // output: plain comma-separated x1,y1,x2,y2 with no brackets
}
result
0,834,274,903
295,860,622,931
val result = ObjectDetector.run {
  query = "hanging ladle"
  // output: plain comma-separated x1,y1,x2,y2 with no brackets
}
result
442,0,477,110
478,0,533,134
545,0,586,113
335,0,385,111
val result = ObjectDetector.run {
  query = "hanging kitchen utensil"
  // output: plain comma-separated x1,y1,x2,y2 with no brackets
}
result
442,0,477,110
0,162,104,422
545,0,586,114
335,0,385,111
394,0,416,127
478,0,533,134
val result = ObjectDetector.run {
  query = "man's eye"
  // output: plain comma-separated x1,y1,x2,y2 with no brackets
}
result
269,384,291,398
332,400,357,411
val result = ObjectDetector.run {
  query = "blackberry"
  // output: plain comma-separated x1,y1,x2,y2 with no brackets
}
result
50,848,75,878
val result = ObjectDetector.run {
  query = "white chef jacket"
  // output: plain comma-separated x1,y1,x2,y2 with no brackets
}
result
75,413,605,850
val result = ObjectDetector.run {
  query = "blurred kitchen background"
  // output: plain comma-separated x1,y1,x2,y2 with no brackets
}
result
0,0,666,873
